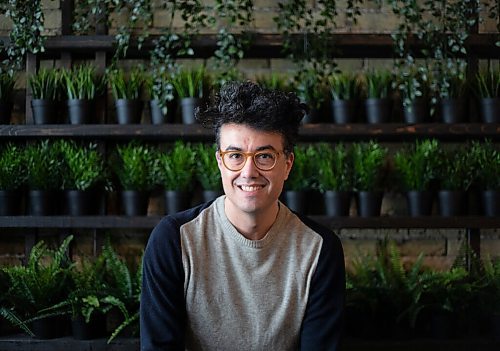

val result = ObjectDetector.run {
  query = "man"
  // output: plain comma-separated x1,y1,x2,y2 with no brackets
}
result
140,81,345,350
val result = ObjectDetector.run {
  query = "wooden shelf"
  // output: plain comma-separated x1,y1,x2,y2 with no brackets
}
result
0,335,498,351
2,33,498,59
0,123,498,141
0,215,498,229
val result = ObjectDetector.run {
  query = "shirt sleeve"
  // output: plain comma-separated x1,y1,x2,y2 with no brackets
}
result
140,216,186,351
299,229,346,351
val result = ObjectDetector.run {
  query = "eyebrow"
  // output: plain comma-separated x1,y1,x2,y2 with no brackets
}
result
223,144,278,152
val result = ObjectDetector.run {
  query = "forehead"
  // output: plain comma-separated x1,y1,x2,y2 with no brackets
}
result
219,123,284,149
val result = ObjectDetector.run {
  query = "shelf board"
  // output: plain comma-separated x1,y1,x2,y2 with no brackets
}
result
2,33,498,59
0,215,498,229
0,336,498,351
0,123,498,141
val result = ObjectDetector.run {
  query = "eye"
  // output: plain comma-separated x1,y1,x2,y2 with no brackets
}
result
255,152,275,160
228,152,243,159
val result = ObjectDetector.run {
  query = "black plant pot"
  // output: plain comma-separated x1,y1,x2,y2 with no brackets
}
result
429,311,454,339
440,98,466,124
0,101,13,124
403,98,429,124
121,190,150,216
365,98,392,124
302,107,322,124
115,99,143,124
324,190,351,217
482,189,500,217
332,99,356,124
356,191,383,217
490,313,500,341
67,99,94,124
180,97,201,124
406,190,434,217
202,190,224,203
28,189,58,215
65,189,96,215
0,190,23,215
307,189,325,215
438,190,466,217
31,99,58,124
32,316,64,339
72,314,107,340
149,99,176,124
165,190,191,214
479,97,500,123
283,190,307,214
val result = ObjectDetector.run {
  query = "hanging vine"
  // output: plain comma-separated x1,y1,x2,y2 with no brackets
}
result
149,0,209,110
0,0,46,74
73,0,153,62
207,0,254,87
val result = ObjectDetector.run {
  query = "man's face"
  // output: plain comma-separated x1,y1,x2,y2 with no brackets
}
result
216,123,294,217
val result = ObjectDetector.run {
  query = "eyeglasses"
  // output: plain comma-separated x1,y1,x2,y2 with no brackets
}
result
219,149,282,171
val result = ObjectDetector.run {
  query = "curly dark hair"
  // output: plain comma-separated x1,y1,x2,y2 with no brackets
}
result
196,81,307,153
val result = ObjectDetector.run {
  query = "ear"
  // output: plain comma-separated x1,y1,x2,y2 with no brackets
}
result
284,152,294,180
215,150,224,171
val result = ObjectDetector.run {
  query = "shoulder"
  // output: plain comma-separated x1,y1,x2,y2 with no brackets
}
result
146,200,216,255
292,212,343,256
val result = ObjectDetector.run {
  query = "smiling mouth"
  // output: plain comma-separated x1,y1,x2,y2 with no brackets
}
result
239,185,264,192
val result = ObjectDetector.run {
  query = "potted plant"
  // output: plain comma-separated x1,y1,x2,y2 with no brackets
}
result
101,239,141,342
194,143,223,202
283,144,312,214
352,141,388,217
435,65,468,124
295,68,329,124
0,143,26,215
316,142,353,216
62,65,104,124
24,140,62,215
28,68,62,124
329,72,362,124
475,67,500,123
396,66,432,124
435,145,475,216
393,139,440,216
108,68,145,124
255,72,293,92
171,66,210,124
481,256,500,339
469,140,500,216
363,69,394,123
110,141,157,216
145,72,176,124
154,141,196,214
0,72,16,124
58,140,108,215
42,254,111,340
0,236,73,339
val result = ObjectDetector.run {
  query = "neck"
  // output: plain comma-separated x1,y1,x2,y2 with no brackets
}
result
224,200,280,241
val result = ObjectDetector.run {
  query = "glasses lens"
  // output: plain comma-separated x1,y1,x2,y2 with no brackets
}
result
223,151,246,170
254,151,277,170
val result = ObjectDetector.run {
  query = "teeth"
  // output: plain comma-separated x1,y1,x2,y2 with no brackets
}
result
240,185,262,192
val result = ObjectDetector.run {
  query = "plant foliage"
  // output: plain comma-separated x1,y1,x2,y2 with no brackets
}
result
393,139,440,191
194,143,222,191
111,141,157,191
24,140,62,190
315,143,353,192
58,140,108,191
0,143,26,190
28,68,62,100
155,141,196,191
352,141,388,191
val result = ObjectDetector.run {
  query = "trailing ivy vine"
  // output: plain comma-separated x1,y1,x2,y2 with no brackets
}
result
208,0,254,86
149,0,208,110
73,0,153,62
0,0,47,74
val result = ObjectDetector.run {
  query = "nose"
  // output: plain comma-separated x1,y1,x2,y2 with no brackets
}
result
239,155,259,178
